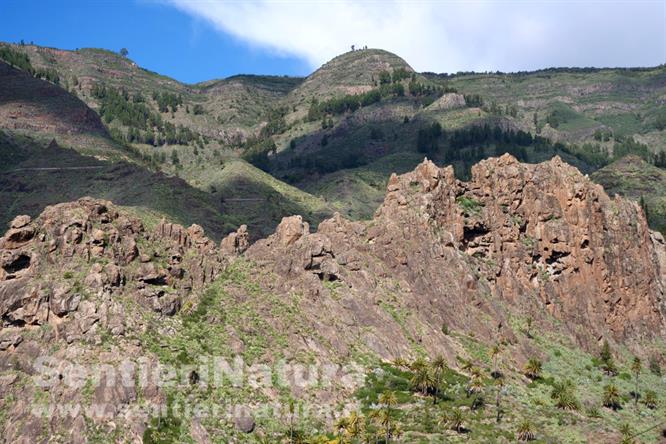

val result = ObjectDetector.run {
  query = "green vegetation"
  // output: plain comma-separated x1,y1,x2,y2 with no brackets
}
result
0,45,60,83
3,44,666,444
152,91,183,113
306,83,404,121
92,83,202,146
456,196,483,215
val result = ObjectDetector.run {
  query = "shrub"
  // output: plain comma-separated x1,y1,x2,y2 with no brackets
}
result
599,340,618,376
516,420,536,442
551,380,580,410
456,196,483,215
643,390,657,409
447,408,465,433
602,384,622,410
524,358,543,380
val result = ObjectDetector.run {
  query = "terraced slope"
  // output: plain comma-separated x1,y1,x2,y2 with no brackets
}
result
592,155,666,233
443,67,666,149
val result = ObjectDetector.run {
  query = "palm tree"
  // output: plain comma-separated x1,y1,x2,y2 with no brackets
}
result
467,367,483,397
459,358,474,373
603,384,622,410
392,357,409,371
447,408,465,433
432,355,447,404
619,423,634,444
494,375,505,423
631,357,641,409
551,379,580,410
411,363,435,396
378,390,397,443
345,411,364,440
335,416,350,441
516,420,536,441
643,390,657,409
467,368,485,411
524,357,543,380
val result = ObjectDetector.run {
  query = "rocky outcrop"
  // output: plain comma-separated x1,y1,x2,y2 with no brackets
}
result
2,158,664,350
248,155,666,353
0,197,232,329
426,92,466,111
383,155,666,342
219,224,249,256
1,157,666,442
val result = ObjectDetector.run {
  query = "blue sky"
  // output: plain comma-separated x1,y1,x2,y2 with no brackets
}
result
0,0,311,83
1,0,665,84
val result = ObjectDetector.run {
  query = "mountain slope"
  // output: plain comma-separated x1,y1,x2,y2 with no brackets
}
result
0,60,123,158
0,48,333,239
1,156,664,442
3,41,666,235
443,66,666,150
592,155,666,233
0,131,232,238
288,48,415,102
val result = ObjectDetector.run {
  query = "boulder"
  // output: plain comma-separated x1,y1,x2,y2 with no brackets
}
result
50,285,81,316
234,415,255,433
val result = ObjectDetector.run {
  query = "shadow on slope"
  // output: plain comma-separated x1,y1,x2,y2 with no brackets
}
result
0,132,332,241
0,132,230,239
0,60,128,159
189,159,333,239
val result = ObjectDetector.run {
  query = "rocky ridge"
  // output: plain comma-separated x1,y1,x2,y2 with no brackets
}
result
0,156,665,442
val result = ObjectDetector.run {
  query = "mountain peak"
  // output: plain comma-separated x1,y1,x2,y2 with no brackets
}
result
293,48,414,99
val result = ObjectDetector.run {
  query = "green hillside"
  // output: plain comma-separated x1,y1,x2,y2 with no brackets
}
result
3,42,666,233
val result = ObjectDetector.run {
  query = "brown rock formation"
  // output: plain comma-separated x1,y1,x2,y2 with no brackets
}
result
248,154,666,352
1,156,665,442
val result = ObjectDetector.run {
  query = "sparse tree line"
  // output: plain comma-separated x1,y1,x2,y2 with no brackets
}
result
485,100,519,117
424,65,665,80
151,91,183,114
307,69,454,122
415,114,659,176
0,46,60,84
91,83,206,149
238,106,289,170
416,122,537,166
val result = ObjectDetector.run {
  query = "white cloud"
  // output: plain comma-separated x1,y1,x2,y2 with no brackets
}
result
164,0,665,73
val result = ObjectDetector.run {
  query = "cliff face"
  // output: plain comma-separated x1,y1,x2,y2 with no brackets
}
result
379,154,666,345
2,155,664,364
246,154,666,358
0,156,665,442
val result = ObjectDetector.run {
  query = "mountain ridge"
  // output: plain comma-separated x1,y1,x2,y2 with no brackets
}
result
1,153,665,442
